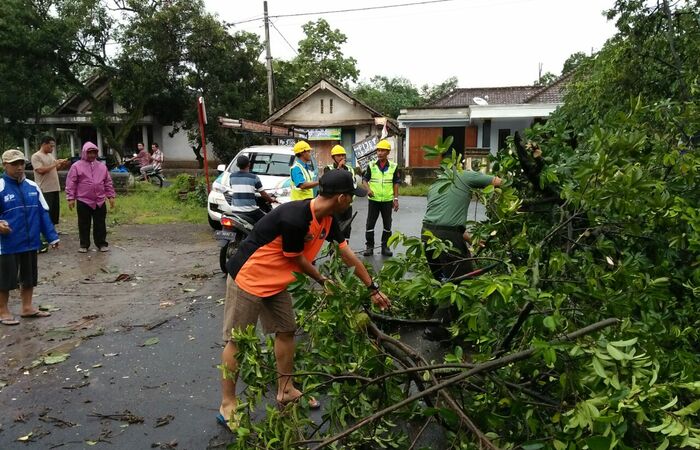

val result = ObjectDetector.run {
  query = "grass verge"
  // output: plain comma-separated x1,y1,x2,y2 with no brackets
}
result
58,177,206,226
400,183,430,196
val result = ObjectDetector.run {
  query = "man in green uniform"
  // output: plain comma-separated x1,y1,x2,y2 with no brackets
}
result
422,169,501,340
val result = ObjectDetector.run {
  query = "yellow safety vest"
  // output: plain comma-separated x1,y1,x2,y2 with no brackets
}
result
368,161,397,202
290,159,315,200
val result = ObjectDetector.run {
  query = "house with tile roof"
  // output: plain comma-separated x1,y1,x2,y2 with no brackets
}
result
264,79,403,170
397,74,570,175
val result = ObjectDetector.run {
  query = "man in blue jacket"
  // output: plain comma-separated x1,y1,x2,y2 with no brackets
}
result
0,149,59,326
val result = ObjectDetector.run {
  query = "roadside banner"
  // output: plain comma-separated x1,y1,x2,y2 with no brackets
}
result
353,135,379,171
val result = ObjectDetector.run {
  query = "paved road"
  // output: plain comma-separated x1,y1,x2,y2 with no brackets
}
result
0,196,486,449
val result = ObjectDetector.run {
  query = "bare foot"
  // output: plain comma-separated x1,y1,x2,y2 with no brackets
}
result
219,398,238,421
277,388,320,409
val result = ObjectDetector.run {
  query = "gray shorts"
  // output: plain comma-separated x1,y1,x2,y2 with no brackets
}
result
222,276,296,341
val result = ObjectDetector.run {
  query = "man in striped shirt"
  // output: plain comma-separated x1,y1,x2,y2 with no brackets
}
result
227,155,275,223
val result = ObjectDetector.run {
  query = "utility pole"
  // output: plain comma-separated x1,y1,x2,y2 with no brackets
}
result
264,1,274,115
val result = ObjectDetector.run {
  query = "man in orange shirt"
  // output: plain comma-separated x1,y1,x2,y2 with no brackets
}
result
217,170,391,430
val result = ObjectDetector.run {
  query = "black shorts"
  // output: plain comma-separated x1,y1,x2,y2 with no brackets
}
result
0,251,38,291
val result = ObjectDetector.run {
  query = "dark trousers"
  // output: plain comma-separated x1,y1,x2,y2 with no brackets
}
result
43,191,60,225
365,200,393,248
421,224,473,281
77,200,107,249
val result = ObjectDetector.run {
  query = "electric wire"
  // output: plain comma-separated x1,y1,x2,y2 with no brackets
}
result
270,20,298,55
228,0,456,26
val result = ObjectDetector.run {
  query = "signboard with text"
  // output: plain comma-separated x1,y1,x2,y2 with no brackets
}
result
353,135,380,171
299,128,342,141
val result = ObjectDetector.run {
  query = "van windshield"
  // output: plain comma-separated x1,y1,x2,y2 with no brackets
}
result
229,153,294,177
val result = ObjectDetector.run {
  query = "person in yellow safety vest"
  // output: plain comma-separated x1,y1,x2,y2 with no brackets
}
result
289,141,318,201
361,139,400,257
323,145,353,240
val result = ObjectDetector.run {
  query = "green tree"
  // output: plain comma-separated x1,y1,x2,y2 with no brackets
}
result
420,76,458,104
223,2,700,449
0,0,112,146
353,76,422,118
273,19,359,106
562,50,589,73
353,76,458,118
534,71,558,86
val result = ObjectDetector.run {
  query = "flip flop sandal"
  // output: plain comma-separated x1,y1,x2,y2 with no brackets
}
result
215,412,237,432
20,310,51,318
0,317,20,326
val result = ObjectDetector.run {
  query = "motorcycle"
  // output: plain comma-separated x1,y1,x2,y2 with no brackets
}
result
123,155,164,188
215,196,273,273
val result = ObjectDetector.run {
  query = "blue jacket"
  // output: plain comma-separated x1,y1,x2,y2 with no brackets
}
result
0,174,59,255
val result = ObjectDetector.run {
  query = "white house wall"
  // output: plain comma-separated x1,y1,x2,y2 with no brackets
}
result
157,124,218,163
487,118,533,155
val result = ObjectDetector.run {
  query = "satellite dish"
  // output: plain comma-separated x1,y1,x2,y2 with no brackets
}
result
473,97,488,106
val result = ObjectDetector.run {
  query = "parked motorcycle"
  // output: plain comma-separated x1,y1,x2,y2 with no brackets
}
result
123,155,164,188
215,196,273,273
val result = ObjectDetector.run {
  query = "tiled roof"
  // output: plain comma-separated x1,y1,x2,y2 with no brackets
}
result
522,71,573,104
430,86,538,107
430,73,572,107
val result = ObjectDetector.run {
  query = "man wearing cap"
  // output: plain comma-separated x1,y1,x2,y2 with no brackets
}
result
65,142,116,253
362,139,400,257
217,169,391,430
289,140,318,201
31,136,68,229
323,144,353,240
0,149,59,326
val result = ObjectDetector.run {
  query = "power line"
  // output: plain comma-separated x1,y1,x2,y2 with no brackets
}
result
229,0,456,25
271,0,457,19
270,20,298,55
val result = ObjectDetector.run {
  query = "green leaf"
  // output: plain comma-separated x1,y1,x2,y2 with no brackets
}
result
609,337,638,347
606,343,630,360
543,316,556,331
660,396,678,410
673,399,700,416
43,353,70,365
592,357,608,379
522,444,545,450
586,435,612,450
142,337,159,347
656,438,669,450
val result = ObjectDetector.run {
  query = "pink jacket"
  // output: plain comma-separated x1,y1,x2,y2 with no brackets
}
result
65,142,116,209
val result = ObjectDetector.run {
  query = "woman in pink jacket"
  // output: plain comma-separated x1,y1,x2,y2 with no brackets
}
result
65,142,116,253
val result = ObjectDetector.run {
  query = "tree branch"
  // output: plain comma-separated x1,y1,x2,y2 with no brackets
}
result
311,318,619,449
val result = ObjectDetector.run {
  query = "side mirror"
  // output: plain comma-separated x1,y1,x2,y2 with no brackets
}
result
217,164,226,172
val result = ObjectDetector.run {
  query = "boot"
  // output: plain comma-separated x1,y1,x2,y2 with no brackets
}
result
381,246,393,257
362,246,373,256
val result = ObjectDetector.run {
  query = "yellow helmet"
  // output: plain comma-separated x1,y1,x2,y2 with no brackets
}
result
376,139,391,151
331,145,346,156
293,140,311,154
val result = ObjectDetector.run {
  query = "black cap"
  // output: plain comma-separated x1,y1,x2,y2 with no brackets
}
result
319,169,367,197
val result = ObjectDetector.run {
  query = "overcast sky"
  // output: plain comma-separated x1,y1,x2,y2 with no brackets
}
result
203,0,618,88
